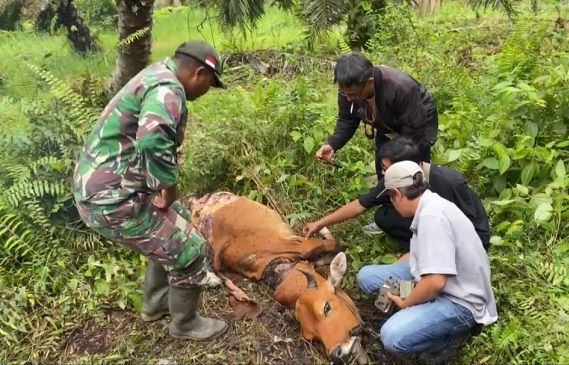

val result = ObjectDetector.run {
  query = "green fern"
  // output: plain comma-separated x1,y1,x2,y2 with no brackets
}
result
338,36,351,54
27,63,99,133
117,26,150,48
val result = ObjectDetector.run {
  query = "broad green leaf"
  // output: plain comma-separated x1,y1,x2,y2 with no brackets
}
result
493,176,507,193
303,136,314,154
489,236,503,245
534,202,553,223
290,130,301,142
313,130,324,143
478,138,493,147
483,158,499,170
555,160,566,179
493,81,512,90
498,154,511,175
491,199,517,206
521,163,536,185
514,184,529,196
525,121,539,138
530,192,552,208
494,143,511,174
447,149,461,163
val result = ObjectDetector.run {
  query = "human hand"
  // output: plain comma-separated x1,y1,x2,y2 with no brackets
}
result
153,194,168,210
386,292,406,309
315,144,334,163
303,221,322,239
153,188,175,210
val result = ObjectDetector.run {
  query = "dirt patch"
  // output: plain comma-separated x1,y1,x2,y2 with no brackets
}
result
61,279,395,364
63,310,131,356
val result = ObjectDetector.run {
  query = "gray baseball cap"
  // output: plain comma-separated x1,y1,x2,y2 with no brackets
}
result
175,40,225,89
376,161,423,198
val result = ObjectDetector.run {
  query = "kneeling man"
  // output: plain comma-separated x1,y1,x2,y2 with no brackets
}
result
372,161,497,358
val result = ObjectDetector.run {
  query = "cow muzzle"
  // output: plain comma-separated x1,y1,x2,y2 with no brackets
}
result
329,336,368,365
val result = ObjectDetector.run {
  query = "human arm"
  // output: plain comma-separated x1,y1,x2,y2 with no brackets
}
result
393,80,437,150
389,213,457,308
153,185,178,210
303,200,367,238
387,274,447,309
137,84,186,209
325,92,361,152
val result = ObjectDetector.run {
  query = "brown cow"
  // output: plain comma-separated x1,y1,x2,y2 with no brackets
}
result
189,192,368,365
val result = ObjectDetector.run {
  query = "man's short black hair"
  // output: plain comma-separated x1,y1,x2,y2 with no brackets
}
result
333,52,374,88
378,137,421,164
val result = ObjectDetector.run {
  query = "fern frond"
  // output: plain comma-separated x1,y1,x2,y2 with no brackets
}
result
338,36,351,54
117,26,150,48
26,63,98,134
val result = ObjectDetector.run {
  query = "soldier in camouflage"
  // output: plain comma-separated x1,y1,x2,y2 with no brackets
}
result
73,40,227,340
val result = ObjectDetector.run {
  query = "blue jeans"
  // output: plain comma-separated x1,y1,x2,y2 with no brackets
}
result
357,260,476,354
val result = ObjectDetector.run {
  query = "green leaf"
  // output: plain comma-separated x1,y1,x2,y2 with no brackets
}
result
514,184,529,196
94,279,110,295
494,143,511,175
530,193,552,208
303,136,314,154
555,160,566,179
447,149,462,163
493,81,512,90
491,199,518,206
525,121,538,138
521,163,536,185
493,175,507,193
290,130,301,142
483,158,499,170
534,202,553,223
489,236,503,245
380,254,398,264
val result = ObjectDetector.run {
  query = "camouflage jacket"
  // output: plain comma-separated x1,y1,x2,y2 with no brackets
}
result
73,58,188,210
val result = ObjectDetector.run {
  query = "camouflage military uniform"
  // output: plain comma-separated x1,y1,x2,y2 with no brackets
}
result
73,57,217,287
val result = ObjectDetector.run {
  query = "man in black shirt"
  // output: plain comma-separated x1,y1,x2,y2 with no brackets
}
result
304,137,490,252
315,52,438,179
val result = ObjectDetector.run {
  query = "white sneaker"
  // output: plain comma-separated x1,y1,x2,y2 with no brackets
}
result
363,222,383,235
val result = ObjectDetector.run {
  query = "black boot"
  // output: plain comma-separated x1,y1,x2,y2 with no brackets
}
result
168,285,227,340
141,259,169,322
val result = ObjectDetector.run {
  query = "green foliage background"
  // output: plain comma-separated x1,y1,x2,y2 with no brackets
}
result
0,1,568,363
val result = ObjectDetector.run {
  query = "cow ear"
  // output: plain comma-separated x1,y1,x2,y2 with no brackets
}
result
327,252,347,288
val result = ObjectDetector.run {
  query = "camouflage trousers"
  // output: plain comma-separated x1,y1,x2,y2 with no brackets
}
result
76,194,220,287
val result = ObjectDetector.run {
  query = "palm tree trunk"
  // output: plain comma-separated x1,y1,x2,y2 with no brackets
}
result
109,0,153,95
56,0,100,54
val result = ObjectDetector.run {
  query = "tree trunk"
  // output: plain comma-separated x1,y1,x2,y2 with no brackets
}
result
56,0,100,54
0,0,24,31
109,0,154,96
34,0,99,53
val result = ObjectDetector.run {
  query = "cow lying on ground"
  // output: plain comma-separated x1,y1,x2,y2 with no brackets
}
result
188,192,368,365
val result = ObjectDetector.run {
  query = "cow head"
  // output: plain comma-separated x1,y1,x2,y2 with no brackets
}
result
294,253,368,365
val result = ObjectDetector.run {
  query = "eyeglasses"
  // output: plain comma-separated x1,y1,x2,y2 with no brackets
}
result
339,85,366,100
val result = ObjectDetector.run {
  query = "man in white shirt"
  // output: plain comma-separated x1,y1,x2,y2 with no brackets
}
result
366,161,498,359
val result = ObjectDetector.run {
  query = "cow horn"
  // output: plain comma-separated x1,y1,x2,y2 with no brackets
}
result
298,269,318,289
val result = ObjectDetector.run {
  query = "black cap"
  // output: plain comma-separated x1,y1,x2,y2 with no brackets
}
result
175,40,225,89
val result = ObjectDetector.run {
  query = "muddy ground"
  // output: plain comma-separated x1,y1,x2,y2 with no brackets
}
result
60,277,397,364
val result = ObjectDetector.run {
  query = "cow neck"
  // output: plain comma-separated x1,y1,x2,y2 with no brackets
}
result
261,258,296,289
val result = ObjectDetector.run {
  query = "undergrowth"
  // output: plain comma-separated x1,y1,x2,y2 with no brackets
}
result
1,2,568,363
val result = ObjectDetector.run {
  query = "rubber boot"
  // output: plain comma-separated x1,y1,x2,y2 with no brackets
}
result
168,285,227,340
141,259,169,322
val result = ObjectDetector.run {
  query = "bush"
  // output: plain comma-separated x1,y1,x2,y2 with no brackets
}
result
75,0,117,28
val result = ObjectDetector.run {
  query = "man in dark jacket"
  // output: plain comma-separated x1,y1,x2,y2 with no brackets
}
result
315,52,438,178
305,137,490,252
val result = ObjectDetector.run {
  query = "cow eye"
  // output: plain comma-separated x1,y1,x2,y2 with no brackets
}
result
323,301,331,316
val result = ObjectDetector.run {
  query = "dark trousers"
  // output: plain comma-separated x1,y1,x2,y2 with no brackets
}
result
374,203,413,252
